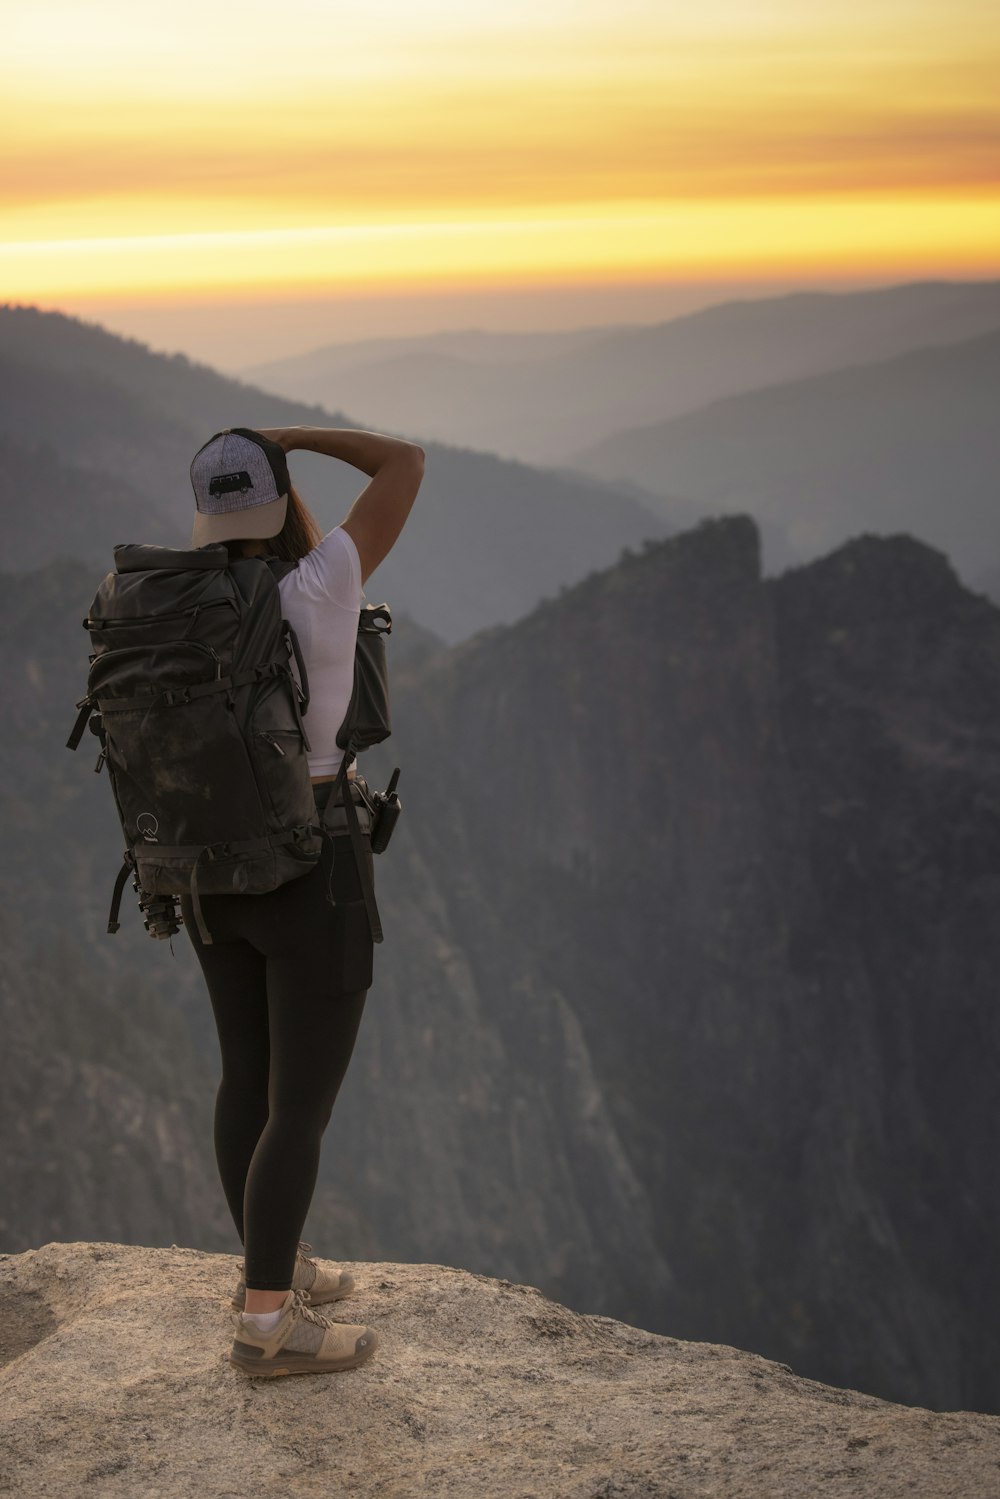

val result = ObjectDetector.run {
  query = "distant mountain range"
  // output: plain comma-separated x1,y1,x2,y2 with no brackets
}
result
6,286,998,614
243,279,1000,462
0,305,672,645
241,280,1000,594
3,514,999,1415
571,326,1000,582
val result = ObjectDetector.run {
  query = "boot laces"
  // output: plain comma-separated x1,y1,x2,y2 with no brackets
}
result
290,1286,333,1327
233,1286,331,1333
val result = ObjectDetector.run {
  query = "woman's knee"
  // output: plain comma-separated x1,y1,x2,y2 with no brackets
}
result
265,1090,338,1138
218,1069,270,1104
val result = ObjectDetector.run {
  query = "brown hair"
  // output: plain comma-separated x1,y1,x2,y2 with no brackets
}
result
224,481,323,564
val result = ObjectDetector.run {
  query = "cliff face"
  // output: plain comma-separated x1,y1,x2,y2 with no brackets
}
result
2,1241,999,1499
4,514,999,1416
0,912,226,1256
373,516,1000,1412
767,535,1000,1402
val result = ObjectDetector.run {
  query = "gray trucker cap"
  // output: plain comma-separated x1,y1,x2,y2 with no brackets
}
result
189,427,290,545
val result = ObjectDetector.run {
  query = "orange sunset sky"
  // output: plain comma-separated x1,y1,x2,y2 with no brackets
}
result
4,0,999,364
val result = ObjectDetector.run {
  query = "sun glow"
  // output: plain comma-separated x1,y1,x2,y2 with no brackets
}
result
4,0,998,310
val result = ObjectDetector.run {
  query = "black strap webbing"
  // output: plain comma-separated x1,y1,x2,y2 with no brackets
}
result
139,829,310,861
319,751,383,944
288,678,313,752
188,847,214,945
107,855,135,934
96,662,286,715
67,696,93,751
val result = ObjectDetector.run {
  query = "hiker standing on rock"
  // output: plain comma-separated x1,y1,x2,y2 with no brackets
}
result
180,424,424,1377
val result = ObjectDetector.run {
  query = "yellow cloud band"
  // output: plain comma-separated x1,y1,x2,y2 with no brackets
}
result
2,195,997,304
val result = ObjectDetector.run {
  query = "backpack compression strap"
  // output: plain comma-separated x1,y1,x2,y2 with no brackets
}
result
106,851,137,934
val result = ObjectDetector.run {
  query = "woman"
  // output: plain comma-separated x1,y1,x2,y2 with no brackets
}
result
180,423,425,1378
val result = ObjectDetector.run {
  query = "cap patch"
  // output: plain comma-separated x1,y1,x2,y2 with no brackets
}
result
209,471,254,497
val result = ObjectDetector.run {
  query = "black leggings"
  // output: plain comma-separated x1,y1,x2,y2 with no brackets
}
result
179,780,375,1290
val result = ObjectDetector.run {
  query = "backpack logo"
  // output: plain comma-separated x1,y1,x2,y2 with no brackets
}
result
137,812,160,843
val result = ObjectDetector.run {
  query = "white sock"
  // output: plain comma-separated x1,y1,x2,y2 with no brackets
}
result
241,1307,283,1332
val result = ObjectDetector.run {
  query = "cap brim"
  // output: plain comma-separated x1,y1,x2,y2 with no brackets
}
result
190,492,288,547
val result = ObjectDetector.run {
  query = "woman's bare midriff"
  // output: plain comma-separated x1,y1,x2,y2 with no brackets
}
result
310,770,356,784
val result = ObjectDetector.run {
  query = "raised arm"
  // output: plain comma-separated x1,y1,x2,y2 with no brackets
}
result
258,426,425,586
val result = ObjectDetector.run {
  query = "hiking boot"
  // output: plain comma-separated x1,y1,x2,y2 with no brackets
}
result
229,1287,378,1378
230,1241,355,1311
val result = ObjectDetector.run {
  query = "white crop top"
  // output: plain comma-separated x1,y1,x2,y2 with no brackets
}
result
276,525,365,778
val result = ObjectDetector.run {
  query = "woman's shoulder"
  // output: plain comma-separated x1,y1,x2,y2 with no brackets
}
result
280,526,365,610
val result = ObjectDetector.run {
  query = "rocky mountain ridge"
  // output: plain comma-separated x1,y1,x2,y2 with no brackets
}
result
379,515,1000,1411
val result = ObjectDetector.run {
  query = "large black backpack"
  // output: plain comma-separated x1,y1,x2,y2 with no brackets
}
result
66,541,393,947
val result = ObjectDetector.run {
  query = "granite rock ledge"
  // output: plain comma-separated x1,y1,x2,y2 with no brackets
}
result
1,1241,998,1498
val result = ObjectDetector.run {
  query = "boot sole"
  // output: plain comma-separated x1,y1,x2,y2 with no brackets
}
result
229,1329,378,1378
